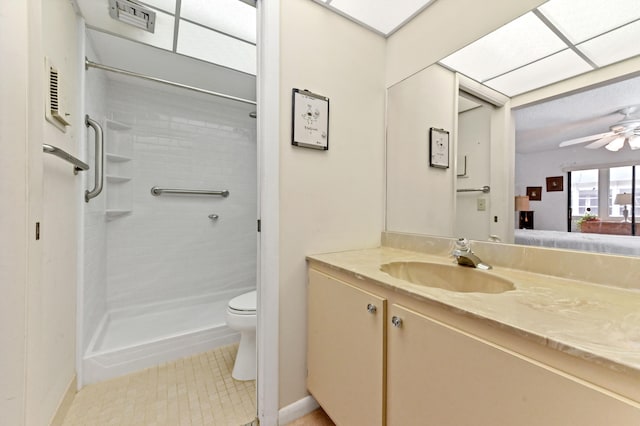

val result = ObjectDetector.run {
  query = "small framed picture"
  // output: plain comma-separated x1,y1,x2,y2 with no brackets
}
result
291,88,329,150
429,127,449,168
526,186,542,201
546,176,563,192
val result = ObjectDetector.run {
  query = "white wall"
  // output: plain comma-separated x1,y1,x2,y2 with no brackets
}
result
23,0,81,424
82,40,109,355
278,0,386,408
455,104,492,240
0,1,29,424
101,79,257,310
386,64,457,236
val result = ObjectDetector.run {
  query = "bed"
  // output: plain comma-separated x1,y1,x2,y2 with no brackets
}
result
514,229,640,256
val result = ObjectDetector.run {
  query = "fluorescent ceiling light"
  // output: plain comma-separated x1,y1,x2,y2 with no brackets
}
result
577,19,640,67
181,0,256,43
483,49,592,96
177,20,256,75
440,12,567,82
538,0,640,44
140,0,176,14
605,136,625,151
329,0,434,35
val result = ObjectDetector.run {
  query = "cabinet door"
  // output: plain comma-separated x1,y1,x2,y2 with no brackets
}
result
387,304,640,426
308,269,386,426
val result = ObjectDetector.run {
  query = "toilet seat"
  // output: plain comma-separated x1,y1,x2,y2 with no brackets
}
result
228,290,256,315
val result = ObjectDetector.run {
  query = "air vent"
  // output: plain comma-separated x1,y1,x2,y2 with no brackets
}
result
109,0,156,33
45,57,70,132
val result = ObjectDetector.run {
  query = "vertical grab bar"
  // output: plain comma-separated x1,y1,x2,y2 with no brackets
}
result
85,115,104,202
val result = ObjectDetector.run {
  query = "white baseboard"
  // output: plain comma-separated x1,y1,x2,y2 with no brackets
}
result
278,395,319,425
50,375,77,426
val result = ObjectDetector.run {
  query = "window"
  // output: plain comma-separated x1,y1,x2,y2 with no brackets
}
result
570,169,598,216
569,165,637,236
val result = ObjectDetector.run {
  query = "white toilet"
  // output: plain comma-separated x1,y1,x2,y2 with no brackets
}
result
226,290,257,381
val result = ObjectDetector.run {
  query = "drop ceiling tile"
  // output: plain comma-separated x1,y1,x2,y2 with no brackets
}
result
483,49,593,96
440,12,567,83
329,0,434,35
538,0,640,44
577,19,640,67
177,20,256,75
141,0,176,14
180,0,256,43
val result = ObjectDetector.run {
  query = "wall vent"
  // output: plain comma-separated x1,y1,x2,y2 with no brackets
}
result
45,57,70,132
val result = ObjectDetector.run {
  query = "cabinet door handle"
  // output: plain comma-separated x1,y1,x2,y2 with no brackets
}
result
391,316,403,328
366,303,377,314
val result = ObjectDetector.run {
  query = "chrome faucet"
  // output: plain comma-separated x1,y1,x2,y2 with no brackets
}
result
452,238,492,270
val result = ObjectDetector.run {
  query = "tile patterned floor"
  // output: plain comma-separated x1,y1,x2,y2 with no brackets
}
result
284,409,335,426
63,344,256,425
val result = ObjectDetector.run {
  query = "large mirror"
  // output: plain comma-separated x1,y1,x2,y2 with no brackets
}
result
385,2,640,257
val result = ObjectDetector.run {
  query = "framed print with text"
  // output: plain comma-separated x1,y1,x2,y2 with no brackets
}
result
291,88,329,150
429,127,449,168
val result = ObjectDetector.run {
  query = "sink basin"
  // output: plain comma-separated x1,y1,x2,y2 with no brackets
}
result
380,261,515,294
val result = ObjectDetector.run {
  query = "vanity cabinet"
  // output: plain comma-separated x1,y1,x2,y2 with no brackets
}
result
386,304,640,426
307,269,386,426
307,264,640,426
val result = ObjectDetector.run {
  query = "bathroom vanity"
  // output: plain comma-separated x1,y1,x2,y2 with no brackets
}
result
306,234,640,425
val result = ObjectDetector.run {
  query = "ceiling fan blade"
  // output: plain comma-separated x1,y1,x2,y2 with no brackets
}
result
585,134,620,149
558,132,612,147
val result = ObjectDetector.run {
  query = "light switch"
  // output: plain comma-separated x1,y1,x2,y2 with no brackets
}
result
477,198,487,211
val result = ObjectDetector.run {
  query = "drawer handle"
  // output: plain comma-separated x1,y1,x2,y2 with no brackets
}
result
366,303,377,314
391,316,403,328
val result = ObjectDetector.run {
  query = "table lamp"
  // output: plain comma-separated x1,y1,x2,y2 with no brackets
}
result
614,193,632,222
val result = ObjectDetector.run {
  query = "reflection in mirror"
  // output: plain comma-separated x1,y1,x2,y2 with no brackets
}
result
455,92,494,241
514,75,640,256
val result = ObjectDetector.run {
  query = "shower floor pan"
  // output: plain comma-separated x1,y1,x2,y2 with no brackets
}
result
82,289,252,385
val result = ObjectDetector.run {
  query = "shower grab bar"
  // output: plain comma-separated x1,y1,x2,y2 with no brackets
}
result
85,115,104,202
150,186,230,197
457,185,490,194
42,144,90,174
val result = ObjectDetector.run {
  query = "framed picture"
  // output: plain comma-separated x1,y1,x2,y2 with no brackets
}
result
291,88,329,150
546,176,563,192
526,186,542,201
429,127,449,168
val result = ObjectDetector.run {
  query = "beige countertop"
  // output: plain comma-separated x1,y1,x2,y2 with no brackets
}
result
307,246,640,375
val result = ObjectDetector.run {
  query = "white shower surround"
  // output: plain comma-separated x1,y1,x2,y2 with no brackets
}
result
82,69,256,384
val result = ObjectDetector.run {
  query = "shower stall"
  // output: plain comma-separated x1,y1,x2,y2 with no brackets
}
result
79,30,257,385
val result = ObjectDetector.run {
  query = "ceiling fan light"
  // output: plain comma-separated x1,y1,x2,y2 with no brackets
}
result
605,136,625,151
628,135,640,150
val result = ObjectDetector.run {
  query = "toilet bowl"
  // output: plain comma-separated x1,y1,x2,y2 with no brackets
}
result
226,290,257,381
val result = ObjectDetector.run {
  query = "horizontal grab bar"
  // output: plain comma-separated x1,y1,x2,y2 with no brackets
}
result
42,144,89,174
457,185,490,194
150,186,230,197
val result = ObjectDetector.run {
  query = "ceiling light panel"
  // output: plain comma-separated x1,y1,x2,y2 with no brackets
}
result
538,0,640,44
177,20,256,75
577,19,640,68
329,0,433,35
140,0,176,14
180,0,256,43
440,12,568,83
483,49,592,97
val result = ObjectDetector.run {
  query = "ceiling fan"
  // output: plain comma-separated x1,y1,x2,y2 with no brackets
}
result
558,106,640,151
